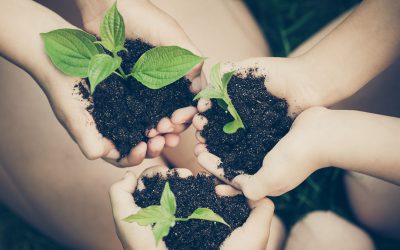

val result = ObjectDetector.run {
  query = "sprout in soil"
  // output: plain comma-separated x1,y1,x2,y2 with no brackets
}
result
124,182,229,245
40,1,205,93
194,63,245,134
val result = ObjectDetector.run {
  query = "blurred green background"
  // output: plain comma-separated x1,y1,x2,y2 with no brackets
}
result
1,0,399,249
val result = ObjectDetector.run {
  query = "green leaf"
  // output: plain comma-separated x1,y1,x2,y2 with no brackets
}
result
209,63,224,91
193,88,223,100
223,104,245,134
221,71,235,90
188,208,229,227
131,46,205,89
123,205,172,226
41,29,103,77
223,119,243,134
160,182,176,215
88,54,121,92
152,220,174,246
99,1,125,53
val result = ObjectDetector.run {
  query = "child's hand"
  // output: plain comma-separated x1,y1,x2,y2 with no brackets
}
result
196,105,400,200
109,167,274,250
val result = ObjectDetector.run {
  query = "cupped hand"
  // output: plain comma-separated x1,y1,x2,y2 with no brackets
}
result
192,57,338,199
40,0,204,167
109,166,274,250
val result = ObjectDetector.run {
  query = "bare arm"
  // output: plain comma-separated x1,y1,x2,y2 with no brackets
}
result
301,0,400,107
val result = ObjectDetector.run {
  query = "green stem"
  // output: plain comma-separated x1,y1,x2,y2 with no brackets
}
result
175,218,189,222
118,66,127,79
113,71,123,78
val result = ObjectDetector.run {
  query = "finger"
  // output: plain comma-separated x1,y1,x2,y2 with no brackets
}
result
174,167,193,178
103,139,120,160
194,143,208,156
146,128,159,138
190,74,202,94
118,142,147,167
195,131,206,143
157,117,174,134
232,128,316,200
147,136,165,158
192,114,208,131
171,106,197,125
109,171,140,220
197,152,233,186
215,184,242,197
197,98,212,113
164,134,180,148
222,198,274,250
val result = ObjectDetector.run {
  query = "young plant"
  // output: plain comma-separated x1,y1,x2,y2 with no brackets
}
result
194,63,245,134
124,182,229,245
40,1,204,93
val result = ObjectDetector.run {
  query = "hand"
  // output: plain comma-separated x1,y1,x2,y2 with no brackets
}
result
196,105,400,200
109,166,274,250
0,0,203,167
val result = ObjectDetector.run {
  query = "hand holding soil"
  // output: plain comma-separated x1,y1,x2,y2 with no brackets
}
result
35,0,204,167
109,167,274,250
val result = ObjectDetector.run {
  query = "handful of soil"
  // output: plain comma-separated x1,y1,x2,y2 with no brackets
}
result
200,70,293,180
134,174,251,250
80,39,194,158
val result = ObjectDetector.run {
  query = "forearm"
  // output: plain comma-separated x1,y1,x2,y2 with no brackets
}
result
319,109,400,184
302,0,400,106
0,0,74,83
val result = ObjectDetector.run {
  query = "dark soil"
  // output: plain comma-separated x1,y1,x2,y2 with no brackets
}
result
134,174,251,250
81,39,194,158
200,70,293,180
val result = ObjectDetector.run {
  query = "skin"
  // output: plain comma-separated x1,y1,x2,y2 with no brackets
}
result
193,0,400,200
109,167,274,250
0,0,202,168
0,0,398,248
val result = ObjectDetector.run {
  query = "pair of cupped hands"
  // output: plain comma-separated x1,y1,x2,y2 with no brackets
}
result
37,0,345,249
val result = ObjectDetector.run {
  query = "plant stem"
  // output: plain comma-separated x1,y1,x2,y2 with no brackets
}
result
175,218,189,222
118,66,127,79
113,71,123,78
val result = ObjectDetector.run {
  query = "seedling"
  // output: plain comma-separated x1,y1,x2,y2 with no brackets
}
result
40,1,204,93
194,63,245,134
124,182,229,245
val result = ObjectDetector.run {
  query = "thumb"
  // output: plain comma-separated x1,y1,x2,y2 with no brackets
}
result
232,121,321,200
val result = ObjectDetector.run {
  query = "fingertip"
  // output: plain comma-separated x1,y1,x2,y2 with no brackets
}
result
215,185,241,197
174,168,193,178
192,114,208,131
126,142,147,166
146,128,159,138
233,175,266,201
157,117,174,133
171,106,197,124
197,98,212,113
147,136,166,158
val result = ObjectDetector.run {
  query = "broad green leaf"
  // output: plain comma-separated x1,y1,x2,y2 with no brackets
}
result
221,71,235,91
188,208,229,227
223,119,243,134
152,220,174,246
193,88,223,100
160,182,176,215
123,205,172,226
41,29,103,77
223,104,245,134
100,1,125,52
131,46,205,89
88,54,121,92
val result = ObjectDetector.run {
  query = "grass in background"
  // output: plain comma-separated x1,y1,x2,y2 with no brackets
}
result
1,0,398,249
